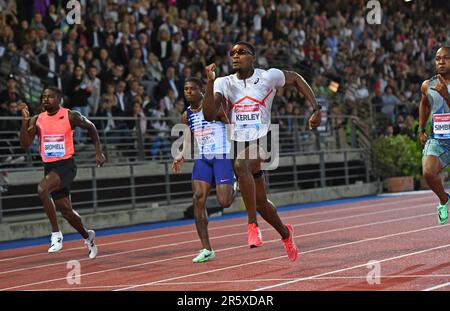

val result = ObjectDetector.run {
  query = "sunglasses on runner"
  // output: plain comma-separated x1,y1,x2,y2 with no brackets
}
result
229,48,254,57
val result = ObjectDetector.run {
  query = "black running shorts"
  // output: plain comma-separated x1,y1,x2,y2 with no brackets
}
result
43,157,77,200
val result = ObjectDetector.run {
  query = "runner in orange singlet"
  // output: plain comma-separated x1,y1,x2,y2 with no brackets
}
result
19,87,106,259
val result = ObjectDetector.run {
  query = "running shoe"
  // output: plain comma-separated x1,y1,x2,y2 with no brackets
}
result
48,231,63,253
84,230,98,259
282,224,298,262
437,195,449,225
192,249,215,263
248,223,263,248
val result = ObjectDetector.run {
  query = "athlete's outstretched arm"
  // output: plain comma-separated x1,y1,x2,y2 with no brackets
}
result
19,104,37,150
69,110,106,167
419,80,431,145
203,63,223,121
283,70,321,129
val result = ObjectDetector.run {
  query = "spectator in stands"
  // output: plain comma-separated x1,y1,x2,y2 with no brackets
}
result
87,65,101,116
42,4,58,33
104,63,125,88
145,52,164,82
400,115,417,139
51,28,64,58
0,101,23,163
393,114,405,136
86,14,105,53
38,40,61,84
381,86,401,122
116,32,131,66
371,89,383,113
355,78,370,100
96,96,116,132
114,79,131,114
160,88,177,112
30,12,46,32
96,94,132,148
0,0,447,162
131,101,147,139
168,99,185,126
154,28,172,62
148,102,171,159
66,65,92,144
0,16,14,45
0,74,22,109
155,65,181,101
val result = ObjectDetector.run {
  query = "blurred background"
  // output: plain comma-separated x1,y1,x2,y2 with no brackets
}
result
0,0,449,241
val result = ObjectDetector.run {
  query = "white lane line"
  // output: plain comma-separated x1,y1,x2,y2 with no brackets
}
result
113,224,449,291
1,213,442,291
31,274,450,291
0,195,430,263
253,243,450,291
0,203,433,276
422,282,450,291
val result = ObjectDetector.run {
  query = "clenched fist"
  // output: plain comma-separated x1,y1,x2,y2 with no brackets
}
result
205,63,216,82
431,74,450,102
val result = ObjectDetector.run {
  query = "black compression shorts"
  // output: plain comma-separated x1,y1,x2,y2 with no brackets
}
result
43,157,77,200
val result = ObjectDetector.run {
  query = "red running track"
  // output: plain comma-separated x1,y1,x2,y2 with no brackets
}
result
0,192,449,291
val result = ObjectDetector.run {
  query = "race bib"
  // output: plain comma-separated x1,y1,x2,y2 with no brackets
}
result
194,128,216,147
43,135,66,157
234,104,261,125
433,114,450,138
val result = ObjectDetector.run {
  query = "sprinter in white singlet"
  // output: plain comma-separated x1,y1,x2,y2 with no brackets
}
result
203,41,322,262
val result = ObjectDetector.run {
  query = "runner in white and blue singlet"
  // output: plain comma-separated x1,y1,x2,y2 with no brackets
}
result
172,77,235,263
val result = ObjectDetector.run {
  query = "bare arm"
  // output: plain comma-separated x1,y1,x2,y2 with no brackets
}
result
217,105,230,124
19,105,38,150
419,81,430,145
69,110,106,166
283,70,320,110
283,70,321,129
203,63,223,121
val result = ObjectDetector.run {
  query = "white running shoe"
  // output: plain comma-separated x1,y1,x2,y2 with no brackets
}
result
48,232,63,253
84,230,98,259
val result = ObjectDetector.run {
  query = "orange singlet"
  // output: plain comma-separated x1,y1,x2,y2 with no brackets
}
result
36,107,75,163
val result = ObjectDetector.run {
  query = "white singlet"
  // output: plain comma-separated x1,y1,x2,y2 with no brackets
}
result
214,68,285,141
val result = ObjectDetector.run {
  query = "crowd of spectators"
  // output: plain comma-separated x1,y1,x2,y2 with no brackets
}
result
0,0,449,156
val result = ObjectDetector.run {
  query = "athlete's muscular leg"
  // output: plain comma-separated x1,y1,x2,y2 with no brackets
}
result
234,158,258,224
55,196,89,239
192,180,213,250
423,155,448,204
234,143,271,225
216,184,234,208
37,172,62,232
253,170,289,239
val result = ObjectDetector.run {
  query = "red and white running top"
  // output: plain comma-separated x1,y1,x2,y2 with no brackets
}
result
214,68,285,141
36,107,74,163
